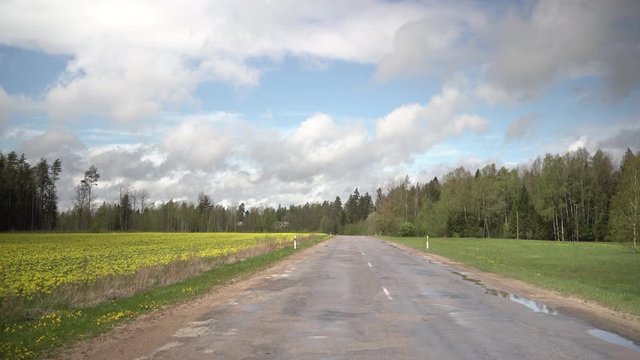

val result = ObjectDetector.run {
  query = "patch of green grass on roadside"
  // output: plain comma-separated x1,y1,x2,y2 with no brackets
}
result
382,237,640,316
0,234,329,360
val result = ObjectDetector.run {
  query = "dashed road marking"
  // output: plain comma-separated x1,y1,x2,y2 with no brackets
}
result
382,287,393,300
368,262,372,268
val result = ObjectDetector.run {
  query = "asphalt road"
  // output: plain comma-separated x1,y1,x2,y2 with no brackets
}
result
138,236,639,359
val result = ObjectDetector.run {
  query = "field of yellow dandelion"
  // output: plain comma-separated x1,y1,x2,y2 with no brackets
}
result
0,232,299,299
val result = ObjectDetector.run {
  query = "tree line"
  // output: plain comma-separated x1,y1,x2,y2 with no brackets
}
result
1,147,638,249
51,158,377,233
369,148,640,249
56,178,374,234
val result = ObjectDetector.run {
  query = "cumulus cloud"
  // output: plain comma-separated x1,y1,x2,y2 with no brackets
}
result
254,113,370,183
19,129,85,162
163,119,231,170
374,84,487,162
13,81,487,209
505,114,537,142
0,0,429,122
568,135,591,152
0,87,37,127
87,144,163,182
252,84,487,199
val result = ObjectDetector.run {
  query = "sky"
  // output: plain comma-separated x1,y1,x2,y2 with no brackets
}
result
1,0,639,210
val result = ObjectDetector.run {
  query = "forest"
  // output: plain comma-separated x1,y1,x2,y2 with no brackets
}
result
0,152,62,231
372,148,638,246
1,147,639,247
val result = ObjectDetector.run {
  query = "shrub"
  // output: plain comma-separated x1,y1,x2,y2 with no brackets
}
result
397,222,416,237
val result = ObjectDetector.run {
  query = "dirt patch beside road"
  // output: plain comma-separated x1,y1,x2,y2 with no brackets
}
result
390,241,640,343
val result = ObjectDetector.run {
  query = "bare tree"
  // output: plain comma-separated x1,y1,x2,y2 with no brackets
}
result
139,189,149,212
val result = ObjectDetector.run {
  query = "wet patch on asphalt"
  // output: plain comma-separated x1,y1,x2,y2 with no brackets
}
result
450,270,557,315
588,329,640,353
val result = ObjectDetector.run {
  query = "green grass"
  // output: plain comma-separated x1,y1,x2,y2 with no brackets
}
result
383,237,640,316
0,234,328,359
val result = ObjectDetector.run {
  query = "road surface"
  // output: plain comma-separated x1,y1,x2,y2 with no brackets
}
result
135,236,638,359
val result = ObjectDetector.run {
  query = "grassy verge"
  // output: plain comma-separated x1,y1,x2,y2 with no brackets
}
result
382,237,640,316
0,234,328,359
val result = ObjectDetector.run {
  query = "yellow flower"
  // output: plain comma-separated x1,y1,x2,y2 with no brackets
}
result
0,232,306,298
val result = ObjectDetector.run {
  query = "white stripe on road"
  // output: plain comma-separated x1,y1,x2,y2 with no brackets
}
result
382,287,393,300
367,262,372,268
362,252,365,256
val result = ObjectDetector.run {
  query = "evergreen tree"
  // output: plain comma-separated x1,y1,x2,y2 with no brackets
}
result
360,192,374,221
345,188,361,223
0,151,61,231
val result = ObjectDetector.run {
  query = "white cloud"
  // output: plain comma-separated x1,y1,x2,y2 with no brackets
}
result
374,84,488,162
568,135,590,152
254,113,370,182
87,144,163,181
13,82,488,210
250,84,487,201
19,129,86,162
0,87,37,126
0,0,430,122
163,119,231,170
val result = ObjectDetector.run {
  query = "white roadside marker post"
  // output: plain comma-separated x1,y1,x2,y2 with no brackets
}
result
294,236,297,250
426,235,429,252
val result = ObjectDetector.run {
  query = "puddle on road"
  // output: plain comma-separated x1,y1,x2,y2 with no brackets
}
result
588,329,640,353
446,270,640,352
485,289,557,315
450,271,557,315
